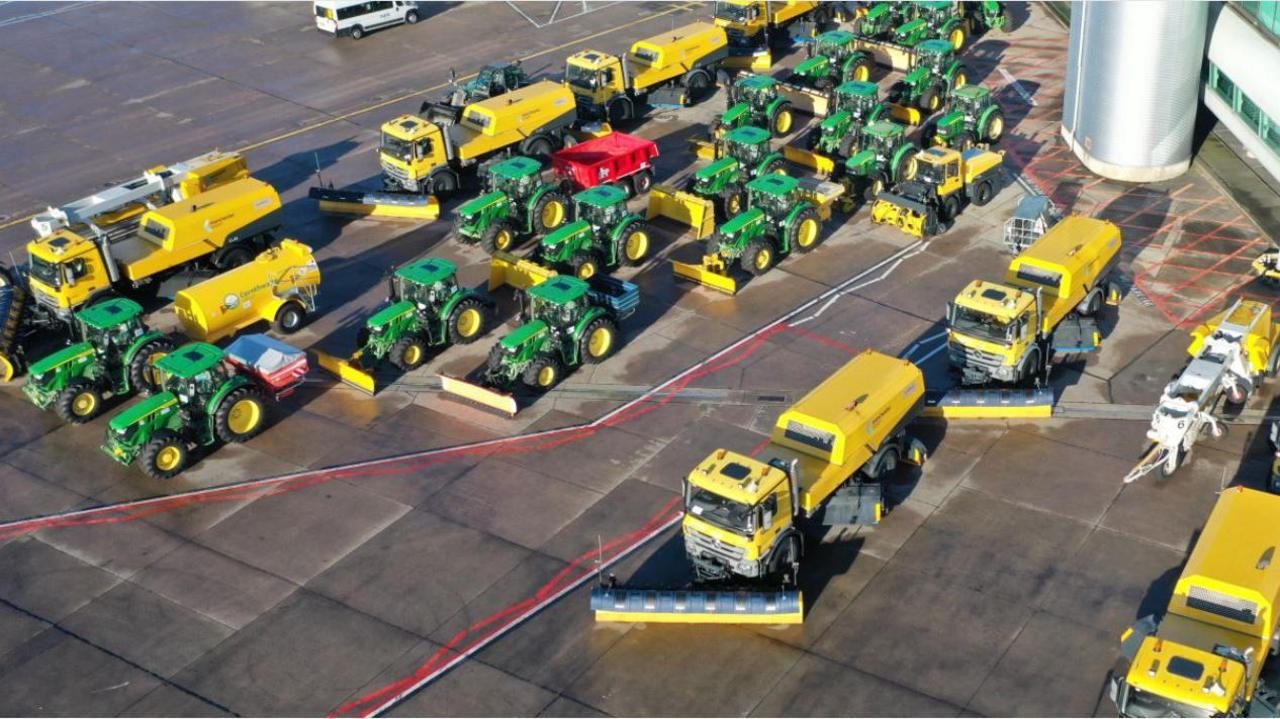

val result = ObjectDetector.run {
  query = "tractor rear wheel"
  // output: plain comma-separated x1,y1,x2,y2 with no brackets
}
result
742,239,776,276
789,207,822,253
972,179,994,206
846,56,872,83
620,222,652,266
580,317,620,364
391,336,428,371
948,26,966,50
481,221,518,254
129,336,176,395
447,298,490,345
522,357,562,390
770,103,794,137
983,108,1006,142
571,252,603,280
215,386,268,443
532,192,570,234
273,300,307,334
55,380,103,424
141,431,188,480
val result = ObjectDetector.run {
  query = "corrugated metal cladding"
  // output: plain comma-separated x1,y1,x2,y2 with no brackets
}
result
1062,1,1210,182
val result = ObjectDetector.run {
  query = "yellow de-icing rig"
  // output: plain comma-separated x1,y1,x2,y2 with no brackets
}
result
592,349,926,624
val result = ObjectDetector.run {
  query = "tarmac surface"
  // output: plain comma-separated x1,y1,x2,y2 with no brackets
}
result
0,2,1277,716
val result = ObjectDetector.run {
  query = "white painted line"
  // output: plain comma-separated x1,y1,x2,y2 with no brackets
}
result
0,1,89,28
791,242,927,326
999,67,1038,107
916,342,948,364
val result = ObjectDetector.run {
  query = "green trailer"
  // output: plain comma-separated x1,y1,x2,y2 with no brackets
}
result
454,156,571,253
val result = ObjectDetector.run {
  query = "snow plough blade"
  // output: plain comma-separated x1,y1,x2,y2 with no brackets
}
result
314,349,376,395
646,184,716,240
590,587,804,624
782,145,837,177
672,255,740,295
309,187,440,221
438,373,519,417
488,251,557,292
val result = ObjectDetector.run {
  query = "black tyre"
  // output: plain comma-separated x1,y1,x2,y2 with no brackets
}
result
1020,347,1042,385
619,221,653,266
390,336,428,371
719,190,745,219
404,9,419,23
1080,289,1102,317
214,386,268,444
838,133,856,159
769,103,794,136
579,316,620,364
918,85,942,113
864,172,888,201
760,156,786,176
141,431,188,480
430,171,458,195
607,99,630,125
941,194,961,223
215,244,254,270
804,127,822,150
742,239,776,276
630,169,654,195
532,191,570,234
873,447,899,479
685,70,712,103
972,179,994,206
481,220,518,254
983,108,1006,142
128,336,175,395
522,356,562,390
845,56,872,83
350,25,364,40
447,297,489,345
273,300,307,334
788,206,822,253
55,379,103,424
570,251,603,280
523,135,554,159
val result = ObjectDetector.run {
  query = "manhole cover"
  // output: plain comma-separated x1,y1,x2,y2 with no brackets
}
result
651,112,676,123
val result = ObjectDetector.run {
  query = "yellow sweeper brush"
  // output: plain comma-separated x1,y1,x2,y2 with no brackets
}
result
438,373,519,417
309,188,440,221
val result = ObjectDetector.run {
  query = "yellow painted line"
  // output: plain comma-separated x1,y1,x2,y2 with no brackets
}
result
0,2,700,232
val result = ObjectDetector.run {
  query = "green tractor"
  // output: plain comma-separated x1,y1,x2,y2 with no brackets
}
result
803,80,891,160
21,298,174,424
893,1,968,50
706,174,823,278
924,84,1006,150
714,74,795,138
454,156,571,254
968,1,1012,34
788,30,873,91
690,125,787,219
442,275,639,414
102,337,305,479
887,38,968,114
850,2,911,40
536,185,653,280
842,120,920,201
423,61,531,124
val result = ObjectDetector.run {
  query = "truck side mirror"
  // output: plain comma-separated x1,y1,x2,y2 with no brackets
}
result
762,509,773,530
945,302,954,324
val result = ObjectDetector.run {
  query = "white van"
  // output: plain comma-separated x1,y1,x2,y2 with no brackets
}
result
313,1,420,39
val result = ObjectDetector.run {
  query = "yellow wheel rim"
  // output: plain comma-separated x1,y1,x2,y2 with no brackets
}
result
588,327,613,357
537,366,556,387
495,228,514,251
988,116,1004,139
797,218,819,247
904,156,919,180
541,200,565,229
754,249,772,270
72,391,97,417
624,231,649,261
872,179,884,196
928,94,940,111
728,195,741,214
403,344,423,366
227,398,263,435
950,28,964,49
955,72,967,88
0,354,14,383
577,261,596,279
931,133,946,147
854,65,869,82
776,110,792,134
156,445,183,472
145,352,168,388
456,307,482,338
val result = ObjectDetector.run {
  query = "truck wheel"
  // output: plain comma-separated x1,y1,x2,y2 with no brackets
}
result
55,380,103,424
742,240,776,276
788,207,822,253
350,25,364,40
391,336,428,371
481,221,518,254
941,194,961,223
621,222,653,266
571,252,602,280
630,169,654,196
770,104,794,136
215,244,254,270
532,192,570,233
273,301,307,334
971,179,994,206
522,135,554,159
607,99,630,125
522,357,562,390
430,171,458,195
405,9,419,23
874,448,899,479
846,56,872,83
1080,289,1102,317
142,432,188,480
447,298,490,345
580,317,620,364
685,70,712,104
128,336,176,395
1020,347,1042,385
773,535,802,588
215,386,268,443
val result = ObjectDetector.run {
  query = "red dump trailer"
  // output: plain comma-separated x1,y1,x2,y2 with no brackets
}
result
552,132,660,196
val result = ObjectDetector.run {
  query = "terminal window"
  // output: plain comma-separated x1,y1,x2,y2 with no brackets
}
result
1238,1,1280,36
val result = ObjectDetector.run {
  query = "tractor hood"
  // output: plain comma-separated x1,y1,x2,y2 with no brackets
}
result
458,190,507,219
366,300,415,330
935,111,963,131
695,157,737,183
109,392,178,434
903,65,928,85
542,219,590,250
820,110,851,133
793,55,828,77
499,320,549,350
721,102,751,127
894,17,926,37
28,342,95,378
846,148,876,172
719,207,765,237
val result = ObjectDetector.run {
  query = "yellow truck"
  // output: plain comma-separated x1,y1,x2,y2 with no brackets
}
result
565,22,728,123
24,177,283,326
1108,486,1280,717
379,80,578,196
946,215,1122,386
592,349,927,624
713,0,839,68
174,240,320,343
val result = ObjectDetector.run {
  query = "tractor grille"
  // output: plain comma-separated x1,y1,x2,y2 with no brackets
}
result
685,527,746,565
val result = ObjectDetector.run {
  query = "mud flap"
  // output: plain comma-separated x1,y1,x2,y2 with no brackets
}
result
590,587,803,624
923,387,1055,419
1052,315,1101,353
783,145,837,177
646,185,716,240
777,83,830,117
821,482,882,526
489,251,557,292
672,256,739,295
314,349,376,395
438,373,519,417
309,187,440,220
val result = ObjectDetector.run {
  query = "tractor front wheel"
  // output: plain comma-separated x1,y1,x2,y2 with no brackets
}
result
481,221,518,254
983,108,1006,142
789,208,822,253
532,192,569,233
522,357,562,390
391,336,428,371
864,173,888,202
215,386,268,444
719,190,745,219
941,193,961,223
141,431,188,480
56,380,103,424
621,222,652,266
770,104,794,137
448,298,490,345
129,336,176,395
918,85,942,113
742,240,776,277
580,317,621,364
954,131,977,152
571,252,603,280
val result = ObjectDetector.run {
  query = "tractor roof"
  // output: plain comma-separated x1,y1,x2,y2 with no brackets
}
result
156,342,224,379
574,183,628,208
527,276,589,305
746,173,799,195
952,84,990,100
736,74,776,90
864,120,905,137
396,257,458,286
815,29,856,46
490,155,543,180
918,38,953,55
835,79,879,98
725,125,770,145
916,0,952,8
76,297,144,330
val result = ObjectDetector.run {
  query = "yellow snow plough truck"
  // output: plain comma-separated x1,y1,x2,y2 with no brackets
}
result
592,349,927,624
1107,486,1280,718
713,0,846,70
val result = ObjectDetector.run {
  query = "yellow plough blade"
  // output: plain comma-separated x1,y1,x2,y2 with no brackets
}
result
689,137,720,161
489,251,557,292
783,145,837,178
572,122,613,141
923,388,1054,419
887,103,923,126
646,184,717,240
778,84,831,117
311,188,441,221
314,350,376,395
724,50,773,71
672,254,739,295
851,37,914,71
590,587,804,625
438,373,518,417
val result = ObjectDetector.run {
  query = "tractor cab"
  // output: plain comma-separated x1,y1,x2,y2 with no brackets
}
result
832,80,882,121
949,85,992,120
484,156,543,200
811,30,857,61
526,275,589,329
863,121,908,161
914,39,955,76
723,125,773,166
76,298,148,357
573,185,629,232
154,343,229,404
391,257,461,312
734,74,779,112
747,174,801,221
914,147,963,189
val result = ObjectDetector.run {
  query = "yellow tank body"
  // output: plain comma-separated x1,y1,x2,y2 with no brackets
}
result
174,239,319,343
455,81,577,160
1003,215,1121,334
628,22,728,92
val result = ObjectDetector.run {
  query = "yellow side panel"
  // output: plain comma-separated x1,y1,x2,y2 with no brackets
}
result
777,84,830,117
646,185,716,240
783,145,836,177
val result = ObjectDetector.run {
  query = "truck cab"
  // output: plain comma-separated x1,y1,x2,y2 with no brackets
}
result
380,115,448,193
684,450,797,581
564,50,628,117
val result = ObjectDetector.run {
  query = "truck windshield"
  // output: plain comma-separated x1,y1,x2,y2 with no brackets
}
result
714,2,752,22
381,133,415,162
1119,687,1215,719
687,487,756,535
565,64,597,89
28,255,61,288
951,306,1015,344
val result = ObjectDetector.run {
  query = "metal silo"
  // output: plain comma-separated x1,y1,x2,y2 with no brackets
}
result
1061,1,1209,182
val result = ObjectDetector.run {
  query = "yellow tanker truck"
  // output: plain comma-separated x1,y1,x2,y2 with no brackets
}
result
592,348,927,624
713,0,845,68
1108,486,1280,717
378,80,579,196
